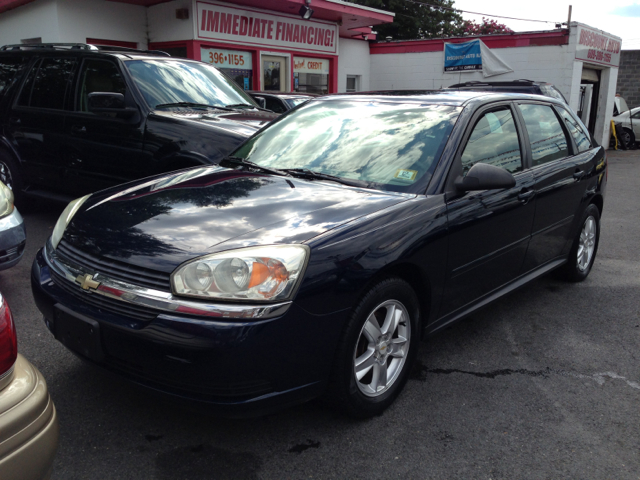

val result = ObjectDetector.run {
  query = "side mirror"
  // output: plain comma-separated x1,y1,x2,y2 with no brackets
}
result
454,163,516,192
88,92,125,111
253,96,266,109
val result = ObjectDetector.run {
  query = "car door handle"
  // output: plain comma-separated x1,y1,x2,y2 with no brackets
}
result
71,125,87,134
518,189,535,204
573,168,585,180
9,117,20,125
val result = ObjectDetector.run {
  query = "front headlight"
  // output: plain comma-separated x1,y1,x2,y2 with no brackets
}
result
0,182,14,219
51,194,92,249
171,245,309,302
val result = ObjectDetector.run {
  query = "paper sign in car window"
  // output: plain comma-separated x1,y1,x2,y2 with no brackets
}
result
394,169,418,181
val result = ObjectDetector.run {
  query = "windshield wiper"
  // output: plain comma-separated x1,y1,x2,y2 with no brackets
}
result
282,168,369,188
220,156,291,177
155,102,233,111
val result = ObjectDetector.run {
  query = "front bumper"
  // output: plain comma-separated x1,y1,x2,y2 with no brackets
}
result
0,208,26,271
31,248,348,415
0,355,59,480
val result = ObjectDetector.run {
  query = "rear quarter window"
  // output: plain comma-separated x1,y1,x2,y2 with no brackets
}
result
0,57,25,96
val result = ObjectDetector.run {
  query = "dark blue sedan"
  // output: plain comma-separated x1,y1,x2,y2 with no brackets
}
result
31,91,606,417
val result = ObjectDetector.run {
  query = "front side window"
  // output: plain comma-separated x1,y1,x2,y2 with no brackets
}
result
264,96,286,113
77,59,126,112
18,57,76,109
461,108,522,175
557,106,591,153
125,59,256,109
233,100,461,193
519,104,569,167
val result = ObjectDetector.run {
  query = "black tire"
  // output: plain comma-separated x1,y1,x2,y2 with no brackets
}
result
621,128,635,150
0,150,25,206
557,204,600,282
323,278,421,418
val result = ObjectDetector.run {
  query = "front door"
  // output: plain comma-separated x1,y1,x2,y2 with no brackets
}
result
440,104,536,317
262,56,286,92
62,58,146,196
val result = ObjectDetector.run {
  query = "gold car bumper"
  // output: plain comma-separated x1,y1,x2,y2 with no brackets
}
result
0,354,59,480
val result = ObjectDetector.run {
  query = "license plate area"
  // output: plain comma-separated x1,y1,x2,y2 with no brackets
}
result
54,304,104,362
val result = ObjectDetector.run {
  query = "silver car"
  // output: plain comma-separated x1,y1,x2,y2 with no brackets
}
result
0,181,25,271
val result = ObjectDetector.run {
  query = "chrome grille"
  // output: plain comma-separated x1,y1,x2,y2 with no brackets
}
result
51,271,159,322
57,240,171,291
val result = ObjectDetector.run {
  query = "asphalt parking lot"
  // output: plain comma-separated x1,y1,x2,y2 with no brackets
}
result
1,149,639,480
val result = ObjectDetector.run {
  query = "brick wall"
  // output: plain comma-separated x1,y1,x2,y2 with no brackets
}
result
616,50,640,109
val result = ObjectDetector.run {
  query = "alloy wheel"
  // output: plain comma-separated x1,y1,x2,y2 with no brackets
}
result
353,300,411,397
577,216,596,271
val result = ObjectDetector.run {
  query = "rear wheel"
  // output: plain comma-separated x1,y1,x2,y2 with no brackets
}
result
324,278,420,418
621,128,635,149
557,204,600,282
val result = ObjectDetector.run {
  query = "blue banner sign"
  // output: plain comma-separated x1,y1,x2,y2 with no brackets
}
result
444,40,482,72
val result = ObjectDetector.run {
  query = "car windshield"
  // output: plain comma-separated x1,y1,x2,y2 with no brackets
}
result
232,99,460,193
125,59,256,109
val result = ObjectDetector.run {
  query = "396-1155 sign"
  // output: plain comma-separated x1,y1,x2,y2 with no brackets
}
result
201,47,252,69
575,25,621,67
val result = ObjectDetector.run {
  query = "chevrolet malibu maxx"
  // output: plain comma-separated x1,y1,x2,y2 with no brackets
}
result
31,91,606,418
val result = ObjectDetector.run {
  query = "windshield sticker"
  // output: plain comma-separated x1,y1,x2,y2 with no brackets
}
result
394,169,417,181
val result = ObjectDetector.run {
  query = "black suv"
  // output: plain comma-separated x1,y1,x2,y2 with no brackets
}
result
445,79,568,104
0,43,277,203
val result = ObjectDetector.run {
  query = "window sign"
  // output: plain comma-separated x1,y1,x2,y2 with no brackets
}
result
201,47,252,69
293,57,329,75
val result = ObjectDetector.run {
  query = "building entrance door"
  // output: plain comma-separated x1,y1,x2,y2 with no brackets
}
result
263,55,287,91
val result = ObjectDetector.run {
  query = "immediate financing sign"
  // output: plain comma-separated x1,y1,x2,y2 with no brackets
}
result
575,25,621,67
197,1,338,54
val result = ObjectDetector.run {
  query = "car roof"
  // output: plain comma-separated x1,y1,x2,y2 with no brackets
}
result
314,90,567,108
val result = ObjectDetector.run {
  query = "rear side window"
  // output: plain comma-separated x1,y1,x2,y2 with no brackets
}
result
557,107,591,152
0,58,24,96
519,104,569,166
18,57,76,109
461,107,522,175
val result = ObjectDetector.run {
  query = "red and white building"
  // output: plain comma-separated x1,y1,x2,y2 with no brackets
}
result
0,0,623,145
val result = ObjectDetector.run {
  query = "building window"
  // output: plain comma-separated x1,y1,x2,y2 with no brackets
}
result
293,57,329,94
346,75,360,93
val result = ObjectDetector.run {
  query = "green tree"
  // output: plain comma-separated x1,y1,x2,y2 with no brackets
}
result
350,0,465,40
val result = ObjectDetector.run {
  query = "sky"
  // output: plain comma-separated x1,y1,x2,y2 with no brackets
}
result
452,0,640,49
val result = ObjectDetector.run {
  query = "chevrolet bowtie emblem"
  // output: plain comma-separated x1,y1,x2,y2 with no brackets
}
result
76,274,101,291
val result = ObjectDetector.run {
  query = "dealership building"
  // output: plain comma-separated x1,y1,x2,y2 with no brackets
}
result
0,0,623,145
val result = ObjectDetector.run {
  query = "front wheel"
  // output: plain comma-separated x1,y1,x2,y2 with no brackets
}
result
324,278,420,418
557,204,600,282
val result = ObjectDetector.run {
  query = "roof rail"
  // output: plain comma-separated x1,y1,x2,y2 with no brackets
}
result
0,43,170,56
92,45,170,56
0,43,100,51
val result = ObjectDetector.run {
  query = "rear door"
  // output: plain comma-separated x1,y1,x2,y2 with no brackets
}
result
7,56,76,189
441,103,536,316
516,102,596,271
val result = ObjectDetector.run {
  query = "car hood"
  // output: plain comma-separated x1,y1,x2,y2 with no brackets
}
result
63,167,409,273
150,108,279,136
